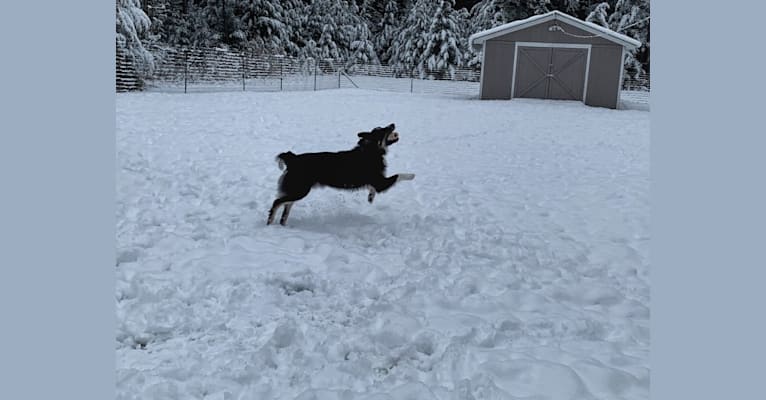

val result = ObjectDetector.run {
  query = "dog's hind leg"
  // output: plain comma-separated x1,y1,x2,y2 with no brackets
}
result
268,171,312,225
267,197,290,225
268,196,294,225
267,190,310,225
367,185,376,203
279,203,294,225
266,200,282,225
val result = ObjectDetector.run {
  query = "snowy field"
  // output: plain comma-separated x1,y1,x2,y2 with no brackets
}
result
116,89,650,400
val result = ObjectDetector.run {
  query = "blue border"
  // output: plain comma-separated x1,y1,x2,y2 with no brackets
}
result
653,2,766,400
0,2,114,399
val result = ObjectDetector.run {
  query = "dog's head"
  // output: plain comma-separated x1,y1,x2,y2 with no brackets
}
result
357,123,399,150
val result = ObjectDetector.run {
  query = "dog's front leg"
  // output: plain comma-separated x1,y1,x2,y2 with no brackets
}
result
367,185,376,203
371,173,416,194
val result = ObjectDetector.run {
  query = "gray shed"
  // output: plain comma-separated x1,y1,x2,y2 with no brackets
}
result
469,11,641,109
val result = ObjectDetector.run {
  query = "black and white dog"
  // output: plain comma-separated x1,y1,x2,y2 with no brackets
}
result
267,123,415,225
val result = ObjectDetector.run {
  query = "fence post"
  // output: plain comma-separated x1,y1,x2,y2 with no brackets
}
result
338,68,341,89
410,77,413,93
241,51,246,91
280,60,283,91
314,60,318,91
184,48,188,94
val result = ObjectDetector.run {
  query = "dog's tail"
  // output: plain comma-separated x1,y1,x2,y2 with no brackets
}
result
276,151,296,170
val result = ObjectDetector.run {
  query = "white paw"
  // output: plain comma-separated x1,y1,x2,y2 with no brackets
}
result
398,173,415,181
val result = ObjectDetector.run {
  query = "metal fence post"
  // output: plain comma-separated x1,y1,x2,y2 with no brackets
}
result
241,51,246,91
314,60,318,91
184,48,188,94
410,77,413,93
338,68,341,89
280,60,283,91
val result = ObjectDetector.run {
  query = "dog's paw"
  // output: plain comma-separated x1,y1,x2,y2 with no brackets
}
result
398,173,415,181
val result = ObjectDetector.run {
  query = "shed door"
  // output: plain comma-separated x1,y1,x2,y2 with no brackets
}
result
513,46,588,101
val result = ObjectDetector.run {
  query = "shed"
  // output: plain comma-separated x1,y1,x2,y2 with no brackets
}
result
469,11,641,109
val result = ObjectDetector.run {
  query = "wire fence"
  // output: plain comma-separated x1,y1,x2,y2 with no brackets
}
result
116,45,141,92
117,45,648,104
622,71,650,91
131,45,483,97
143,45,346,93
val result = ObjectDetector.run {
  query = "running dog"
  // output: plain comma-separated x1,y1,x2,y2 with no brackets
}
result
267,123,415,225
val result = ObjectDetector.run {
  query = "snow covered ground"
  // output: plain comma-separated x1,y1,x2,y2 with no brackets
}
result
116,89,650,400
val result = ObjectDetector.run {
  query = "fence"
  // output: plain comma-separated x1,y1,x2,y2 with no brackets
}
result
116,45,141,92
340,62,482,97
144,45,346,93
622,71,650,91
118,45,648,102
135,45,483,97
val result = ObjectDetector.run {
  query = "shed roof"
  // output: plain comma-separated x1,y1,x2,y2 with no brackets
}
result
469,10,642,50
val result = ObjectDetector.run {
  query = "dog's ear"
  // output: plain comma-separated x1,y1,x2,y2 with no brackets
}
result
357,131,370,138
386,123,395,131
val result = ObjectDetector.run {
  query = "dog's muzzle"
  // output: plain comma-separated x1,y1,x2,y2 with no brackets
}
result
386,131,399,145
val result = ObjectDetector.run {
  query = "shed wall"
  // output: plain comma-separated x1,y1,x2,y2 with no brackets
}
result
480,41,515,99
478,18,626,108
490,19,616,47
584,45,623,108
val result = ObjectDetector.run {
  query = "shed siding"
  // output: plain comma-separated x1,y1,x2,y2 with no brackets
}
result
480,41,515,99
490,20,615,47
585,45,623,108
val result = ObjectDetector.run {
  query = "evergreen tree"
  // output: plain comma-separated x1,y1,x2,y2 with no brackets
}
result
608,0,649,78
585,2,610,27
185,1,218,47
390,0,435,76
299,0,378,63
421,0,464,78
376,0,401,64
201,0,241,47
141,0,168,43
547,0,581,15
357,0,384,25
457,6,482,69
469,0,549,33
116,0,155,76
156,0,191,46
301,0,346,59
237,0,298,54
469,0,508,32
525,0,551,15
346,1,380,66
